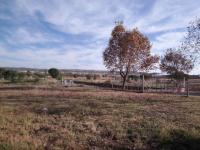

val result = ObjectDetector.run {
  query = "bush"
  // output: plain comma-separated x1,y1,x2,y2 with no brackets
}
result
94,74,101,80
2,70,26,83
17,72,26,82
170,71,188,80
3,70,18,82
86,74,93,80
48,68,60,79
34,73,45,78
26,70,32,77
0,68,5,79
73,74,78,78
57,74,63,80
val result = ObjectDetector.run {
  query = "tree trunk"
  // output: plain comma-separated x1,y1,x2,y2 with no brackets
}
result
122,74,128,90
122,76,126,90
120,66,129,90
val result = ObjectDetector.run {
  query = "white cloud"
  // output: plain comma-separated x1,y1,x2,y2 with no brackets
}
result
13,0,142,39
152,31,186,55
0,43,105,70
5,28,63,45
1,0,200,74
135,0,200,33
6,0,200,36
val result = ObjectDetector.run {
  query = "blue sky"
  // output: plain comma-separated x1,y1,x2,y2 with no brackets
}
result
0,0,200,74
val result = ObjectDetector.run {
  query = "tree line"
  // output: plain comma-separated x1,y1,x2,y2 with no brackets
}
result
0,69,26,82
0,68,61,83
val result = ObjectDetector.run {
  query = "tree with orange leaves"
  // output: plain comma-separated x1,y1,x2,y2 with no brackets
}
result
160,48,194,79
103,23,159,90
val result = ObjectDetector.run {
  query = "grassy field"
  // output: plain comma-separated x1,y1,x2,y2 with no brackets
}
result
0,85,200,150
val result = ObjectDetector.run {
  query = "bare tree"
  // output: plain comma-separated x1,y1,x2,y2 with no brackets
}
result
160,48,194,79
182,18,200,63
103,23,159,90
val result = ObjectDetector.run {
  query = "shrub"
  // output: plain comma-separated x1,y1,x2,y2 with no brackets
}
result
3,70,18,82
48,68,60,79
0,68,5,79
86,74,93,80
94,74,101,80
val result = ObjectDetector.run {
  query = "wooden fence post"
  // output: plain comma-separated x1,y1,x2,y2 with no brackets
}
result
142,75,144,93
183,77,186,88
187,79,189,97
156,79,157,92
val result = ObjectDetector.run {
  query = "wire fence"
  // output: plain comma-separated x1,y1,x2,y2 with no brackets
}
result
74,75,200,96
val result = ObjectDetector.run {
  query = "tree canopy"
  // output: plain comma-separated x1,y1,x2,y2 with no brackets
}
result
160,48,194,79
103,23,159,89
48,68,60,79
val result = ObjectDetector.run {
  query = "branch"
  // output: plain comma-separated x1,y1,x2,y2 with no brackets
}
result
120,70,125,77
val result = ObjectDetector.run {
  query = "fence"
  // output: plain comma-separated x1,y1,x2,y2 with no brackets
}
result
74,75,200,96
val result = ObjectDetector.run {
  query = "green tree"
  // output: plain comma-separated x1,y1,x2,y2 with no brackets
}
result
86,74,93,80
26,70,32,77
3,70,18,82
17,72,26,82
48,68,60,79
0,68,5,79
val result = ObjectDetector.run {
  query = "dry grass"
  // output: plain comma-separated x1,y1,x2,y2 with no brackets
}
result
0,84,200,149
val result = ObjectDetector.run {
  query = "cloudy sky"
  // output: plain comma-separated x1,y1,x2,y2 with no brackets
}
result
0,0,200,74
